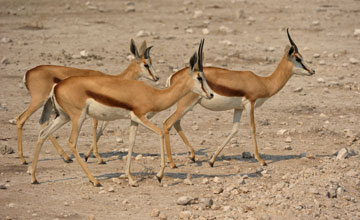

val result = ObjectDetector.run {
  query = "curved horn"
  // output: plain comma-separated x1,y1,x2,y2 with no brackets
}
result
198,39,205,72
286,28,298,52
144,46,153,59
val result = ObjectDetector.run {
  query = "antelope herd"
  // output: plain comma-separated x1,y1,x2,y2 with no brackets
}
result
16,29,315,186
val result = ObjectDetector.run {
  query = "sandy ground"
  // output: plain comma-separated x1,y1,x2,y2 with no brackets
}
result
0,0,359,219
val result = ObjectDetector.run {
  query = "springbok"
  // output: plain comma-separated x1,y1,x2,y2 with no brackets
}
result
163,29,315,168
30,39,214,186
16,39,158,165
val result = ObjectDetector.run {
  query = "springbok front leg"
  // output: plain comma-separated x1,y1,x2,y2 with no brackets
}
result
84,119,107,164
127,113,166,185
163,95,200,168
246,101,267,166
208,109,243,167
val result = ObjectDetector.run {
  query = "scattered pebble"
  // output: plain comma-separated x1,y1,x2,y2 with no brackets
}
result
151,208,160,217
293,87,303,92
317,78,325,83
277,129,287,136
125,5,136,12
284,145,292,150
202,28,210,35
242,152,252,159
336,147,349,160
135,154,142,161
0,145,14,155
179,210,192,219
1,57,9,64
349,57,359,64
136,30,149,37
176,196,194,205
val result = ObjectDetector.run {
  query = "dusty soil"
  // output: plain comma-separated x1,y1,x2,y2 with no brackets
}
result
0,0,359,219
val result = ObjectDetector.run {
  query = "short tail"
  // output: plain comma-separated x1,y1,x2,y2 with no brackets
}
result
39,85,59,125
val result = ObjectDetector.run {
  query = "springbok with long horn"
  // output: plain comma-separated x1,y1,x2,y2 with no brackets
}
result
30,39,214,186
163,29,315,168
16,39,158,165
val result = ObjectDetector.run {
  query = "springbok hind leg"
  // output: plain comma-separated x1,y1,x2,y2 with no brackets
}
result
209,109,242,167
84,119,106,164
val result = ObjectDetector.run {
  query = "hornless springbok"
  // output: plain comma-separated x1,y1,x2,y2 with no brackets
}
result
16,39,158,165
31,39,214,186
163,29,315,168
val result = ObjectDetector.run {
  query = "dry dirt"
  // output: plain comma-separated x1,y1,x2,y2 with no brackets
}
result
1,0,360,219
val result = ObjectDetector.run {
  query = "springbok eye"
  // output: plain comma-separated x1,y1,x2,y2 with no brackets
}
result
144,63,149,68
295,57,301,62
197,76,203,81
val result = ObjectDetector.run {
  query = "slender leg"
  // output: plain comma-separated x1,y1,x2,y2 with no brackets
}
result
246,102,266,166
163,95,200,168
31,115,70,184
85,120,108,163
209,109,243,167
16,102,43,164
131,112,165,183
40,120,72,163
67,113,101,186
125,120,139,187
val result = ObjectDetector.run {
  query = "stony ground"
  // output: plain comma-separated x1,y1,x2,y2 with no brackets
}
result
0,0,359,219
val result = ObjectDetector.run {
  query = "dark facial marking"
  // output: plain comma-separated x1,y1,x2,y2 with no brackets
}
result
53,77,61,84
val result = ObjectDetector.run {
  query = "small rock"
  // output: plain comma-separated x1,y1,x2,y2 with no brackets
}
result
219,25,233,34
285,137,292,143
64,202,69,206
135,154,142,161
1,37,12,43
203,198,213,208
300,152,307,157
202,178,209,184
312,20,320,26
176,196,194,205
179,210,192,219
284,145,292,150
8,203,16,208
80,50,89,58
255,36,263,43
313,53,320,58
213,177,221,183
0,145,14,155
125,5,136,12
98,190,106,194
151,208,160,217
193,10,203,18
136,30,149,38
336,186,345,196
242,152,252,159
202,28,210,35
116,137,123,143
159,213,167,220
353,29,360,36
319,60,326,65
108,187,115,192
191,125,199,131
349,57,359,64
265,47,275,52
1,57,9,65
185,28,193,34
317,78,325,83
0,184,7,190
336,147,349,160
293,87,303,92
223,206,233,211
277,129,287,136
213,187,223,194
219,40,232,46
319,113,327,118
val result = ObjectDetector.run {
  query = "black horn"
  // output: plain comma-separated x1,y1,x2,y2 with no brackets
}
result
198,39,205,72
144,46,153,59
287,28,298,52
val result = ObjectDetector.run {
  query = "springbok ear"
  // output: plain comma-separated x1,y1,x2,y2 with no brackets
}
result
139,40,147,57
189,52,198,74
144,46,153,59
130,39,140,59
288,46,295,56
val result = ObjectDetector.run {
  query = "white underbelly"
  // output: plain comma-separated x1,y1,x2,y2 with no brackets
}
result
86,99,130,121
199,94,245,111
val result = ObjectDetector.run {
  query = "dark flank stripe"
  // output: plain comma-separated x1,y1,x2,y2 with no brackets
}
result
85,90,133,110
207,81,246,97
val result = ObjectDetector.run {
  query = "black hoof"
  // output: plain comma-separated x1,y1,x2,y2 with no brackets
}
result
84,156,89,162
31,180,39,185
98,161,106,165
64,158,73,163
208,161,214,167
22,161,28,165
190,157,196,162
156,176,162,183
